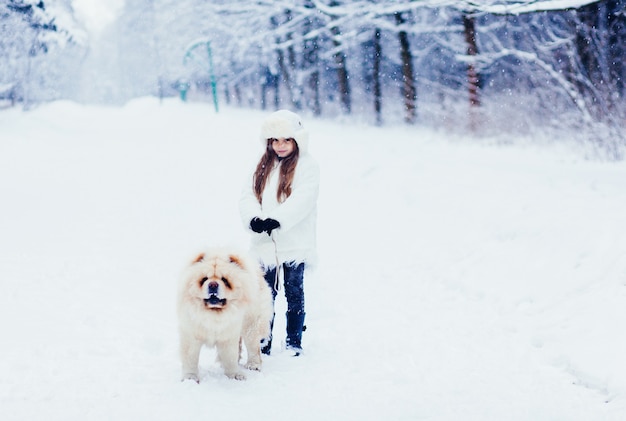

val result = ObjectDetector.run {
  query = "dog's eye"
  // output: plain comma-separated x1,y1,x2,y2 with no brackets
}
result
199,277,208,286
221,277,232,290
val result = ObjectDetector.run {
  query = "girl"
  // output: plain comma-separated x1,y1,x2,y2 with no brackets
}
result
239,110,320,356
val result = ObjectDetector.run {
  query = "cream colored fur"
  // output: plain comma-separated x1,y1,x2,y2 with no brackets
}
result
177,248,273,381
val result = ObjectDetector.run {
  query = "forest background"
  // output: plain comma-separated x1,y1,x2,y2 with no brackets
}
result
1,0,625,158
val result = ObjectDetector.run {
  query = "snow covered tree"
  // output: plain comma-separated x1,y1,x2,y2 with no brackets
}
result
0,0,84,106
456,0,625,149
9,0,622,153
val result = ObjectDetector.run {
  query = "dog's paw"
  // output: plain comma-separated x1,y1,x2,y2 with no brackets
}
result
181,373,199,383
245,361,262,371
226,371,247,381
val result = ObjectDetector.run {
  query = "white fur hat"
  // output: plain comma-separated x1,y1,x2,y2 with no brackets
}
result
260,109,309,154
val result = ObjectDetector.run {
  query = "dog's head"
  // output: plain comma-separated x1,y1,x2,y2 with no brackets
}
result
199,276,230,309
181,250,254,311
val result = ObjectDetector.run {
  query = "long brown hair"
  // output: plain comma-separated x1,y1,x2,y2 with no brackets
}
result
253,139,300,204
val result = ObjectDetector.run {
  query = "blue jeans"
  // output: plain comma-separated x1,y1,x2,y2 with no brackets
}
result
262,262,306,353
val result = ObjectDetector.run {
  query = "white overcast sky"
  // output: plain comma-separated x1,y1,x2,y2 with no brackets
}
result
72,0,124,33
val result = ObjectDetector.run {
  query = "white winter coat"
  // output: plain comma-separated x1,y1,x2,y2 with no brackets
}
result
239,154,320,267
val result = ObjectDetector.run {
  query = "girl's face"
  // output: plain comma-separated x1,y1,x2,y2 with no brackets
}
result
270,137,296,158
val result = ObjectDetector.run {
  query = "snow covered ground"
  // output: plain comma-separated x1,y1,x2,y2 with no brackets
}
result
1,98,625,420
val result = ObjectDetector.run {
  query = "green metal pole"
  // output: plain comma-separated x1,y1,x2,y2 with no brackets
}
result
207,42,219,113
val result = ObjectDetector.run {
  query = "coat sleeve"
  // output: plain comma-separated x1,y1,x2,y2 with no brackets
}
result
265,156,320,233
239,175,262,230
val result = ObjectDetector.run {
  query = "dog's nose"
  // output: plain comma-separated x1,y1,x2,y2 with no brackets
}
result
208,281,219,294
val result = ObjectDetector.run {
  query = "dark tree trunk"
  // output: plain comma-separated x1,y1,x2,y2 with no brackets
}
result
576,1,626,120
309,70,321,116
373,27,383,125
286,38,302,110
277,47,294,107
332,27,352,114
328,1,351,113
303,2,321,116
462,14,480,108
272,10,301,110
606,0,625,96
395,12,417,124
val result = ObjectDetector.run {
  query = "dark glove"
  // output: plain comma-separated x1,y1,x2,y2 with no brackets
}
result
250,217,265,233
263,218,280,236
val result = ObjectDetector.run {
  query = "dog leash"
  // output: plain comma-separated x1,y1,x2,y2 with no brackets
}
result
271,231,282,292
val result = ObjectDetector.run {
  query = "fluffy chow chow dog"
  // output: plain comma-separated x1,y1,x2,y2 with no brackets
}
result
177,248,273,381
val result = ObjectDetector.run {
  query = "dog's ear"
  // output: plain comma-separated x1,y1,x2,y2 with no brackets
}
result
193,253,205,263
228,254,245,270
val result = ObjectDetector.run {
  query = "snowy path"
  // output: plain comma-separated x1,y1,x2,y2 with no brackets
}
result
1,99,625,420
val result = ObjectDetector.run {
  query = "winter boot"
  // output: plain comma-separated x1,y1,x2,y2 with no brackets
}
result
285,311,306,356
261,313,275,355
